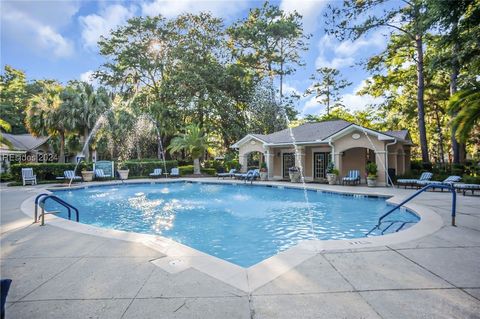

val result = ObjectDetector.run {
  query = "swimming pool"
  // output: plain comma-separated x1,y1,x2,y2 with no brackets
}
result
47,182,419,267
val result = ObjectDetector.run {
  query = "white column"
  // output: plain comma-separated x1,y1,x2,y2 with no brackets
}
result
264,146,274,179
239,154,248,172
375,150,387,186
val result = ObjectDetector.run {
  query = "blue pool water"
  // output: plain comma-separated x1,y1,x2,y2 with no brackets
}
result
47,182,419,267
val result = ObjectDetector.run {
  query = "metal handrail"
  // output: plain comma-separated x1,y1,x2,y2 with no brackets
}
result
34,194,79,225
366,183,457,236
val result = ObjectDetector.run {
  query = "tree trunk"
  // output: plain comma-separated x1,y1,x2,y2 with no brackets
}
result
415,36,429,163
58,131,65,163
433,106,445,165
449,36,466,164
193,158,201,175
157,136,163,160
83,127,90,161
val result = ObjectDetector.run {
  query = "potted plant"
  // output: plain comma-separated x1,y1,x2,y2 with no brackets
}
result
288,166,301,183
117,162,130,180
366,162,378,187
81,168,94,182
259,162,268,181
326,162,339,185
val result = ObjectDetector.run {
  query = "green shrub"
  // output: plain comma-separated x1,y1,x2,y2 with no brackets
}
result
121,160,178,177
201,168,216,175
366,162,378,178
203,159,224,171
224,160,241,171
10,163,83,181
178,165,216,176
0,172,13,182
179,165,194,175
461,175,480,184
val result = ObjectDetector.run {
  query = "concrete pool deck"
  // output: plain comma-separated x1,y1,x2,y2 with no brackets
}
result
1,178,479,318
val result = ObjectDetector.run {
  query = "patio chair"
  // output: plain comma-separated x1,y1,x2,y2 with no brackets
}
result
64,170,82,182
149,168,162,178
94,169,111,180
235,170,254,180
245,169,260,183
417,175,462,191
217,169,236,179
342,170,360,185
170,168,180,177
397,172,433,189
453,183,480,196
21,168,37,186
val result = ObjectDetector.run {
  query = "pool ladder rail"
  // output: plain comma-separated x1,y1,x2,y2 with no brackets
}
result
34,193,80,226
366,184,457,237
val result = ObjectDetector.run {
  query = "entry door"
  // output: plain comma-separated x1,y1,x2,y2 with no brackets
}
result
313,152,330,179
282,153,295,178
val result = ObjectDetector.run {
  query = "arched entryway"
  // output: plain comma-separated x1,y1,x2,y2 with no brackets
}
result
246,151,265,171
340,147,378,183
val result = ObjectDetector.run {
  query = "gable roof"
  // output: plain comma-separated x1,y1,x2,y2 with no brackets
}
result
384,130,409,140
1,134,50,151
254,120,352,144
232,120,411,147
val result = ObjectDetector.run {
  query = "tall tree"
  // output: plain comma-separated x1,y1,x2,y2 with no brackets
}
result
167,124,210,174
227,1,309,98
0,118,12,148
60,81,111,161
449,87,480,143
0,66,29,134
326,0,431,163
305,67,352,115
25,81,68,162
427,0,480,163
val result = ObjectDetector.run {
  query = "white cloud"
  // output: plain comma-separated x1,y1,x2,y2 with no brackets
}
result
79,4,137,50
80,70,97,84
1,4,74,58
341,79,384,111
315,31,386,69
141,0,248,20
282,83,301,96
280,0,329,33
301,96,323,116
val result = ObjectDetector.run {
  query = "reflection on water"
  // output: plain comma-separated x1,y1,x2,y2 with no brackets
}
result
48,182,419,267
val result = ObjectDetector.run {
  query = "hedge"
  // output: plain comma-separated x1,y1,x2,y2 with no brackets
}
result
120,160,178,177
10,163,87,182
178,165,216,176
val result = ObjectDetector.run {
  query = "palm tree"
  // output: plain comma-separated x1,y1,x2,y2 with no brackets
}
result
26,82,69,162
168,124,209,175
449,87,480,142
0,118,12,148
61,81,111,161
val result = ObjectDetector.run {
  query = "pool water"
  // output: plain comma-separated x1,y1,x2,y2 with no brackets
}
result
47,182,419,267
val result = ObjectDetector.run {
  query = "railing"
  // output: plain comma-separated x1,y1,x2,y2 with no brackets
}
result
34,193,79,226
366,184,456,236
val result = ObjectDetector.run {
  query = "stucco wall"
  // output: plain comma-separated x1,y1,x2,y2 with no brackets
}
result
332,131,387,185
238,139,266,171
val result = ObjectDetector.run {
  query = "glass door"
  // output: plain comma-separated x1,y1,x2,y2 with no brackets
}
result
282,153,295,178
313,152,330,179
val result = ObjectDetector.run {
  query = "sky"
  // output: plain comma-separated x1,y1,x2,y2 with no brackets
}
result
1,0,388,117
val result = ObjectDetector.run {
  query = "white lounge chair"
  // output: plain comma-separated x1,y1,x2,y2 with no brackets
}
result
21,168,37,186
417,175,461,191
397,172,433,189
454,183,480,196
170,168,180,177
64,170,82,181
95,169,111,179
342,170,360,185
149,168,162,178
217,169,236,179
